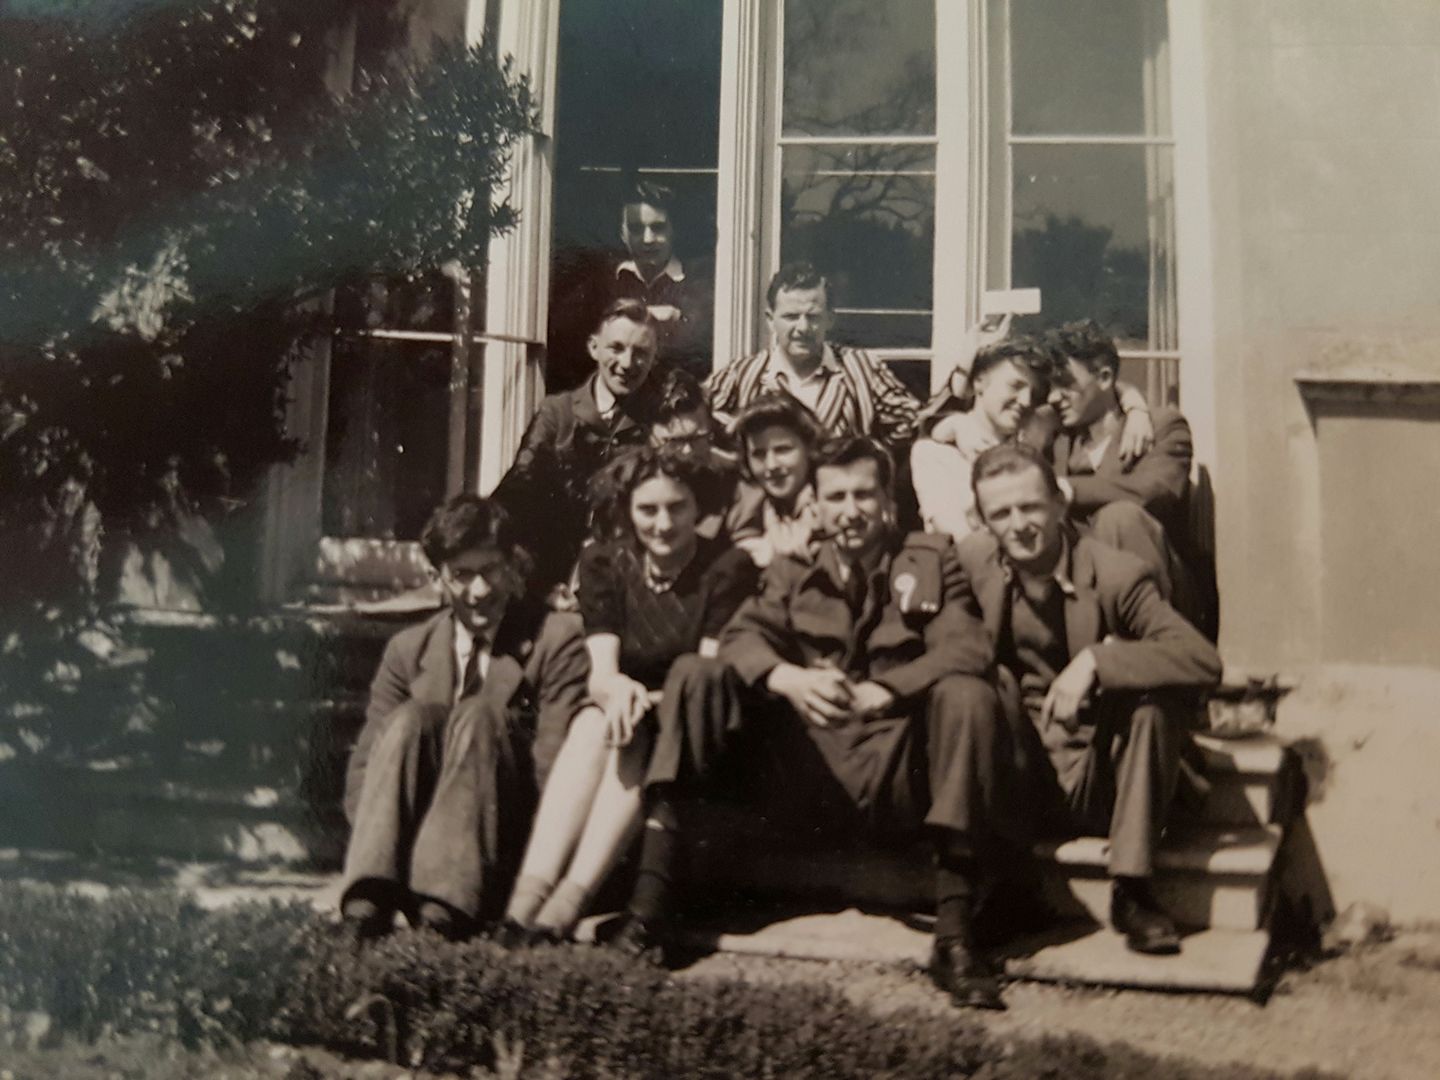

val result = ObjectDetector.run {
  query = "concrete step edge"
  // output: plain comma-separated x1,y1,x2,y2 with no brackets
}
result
1038,825,1282,876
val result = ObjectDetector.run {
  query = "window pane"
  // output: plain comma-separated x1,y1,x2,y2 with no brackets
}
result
783,0,935,137
781,144,935,348
333,271,455,335
1118,355,1181,411
324,339,455,541
1010,0,1170,137
549,0,723,388
1010,144,1175,347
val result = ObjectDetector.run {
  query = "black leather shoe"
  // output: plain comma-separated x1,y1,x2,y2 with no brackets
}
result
929,937,1006,1011
1111,879,1182,955
494,919,562,949
598,913,666,966
341,897,394,943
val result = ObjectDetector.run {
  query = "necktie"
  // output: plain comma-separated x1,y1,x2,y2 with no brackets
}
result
459,642,483,701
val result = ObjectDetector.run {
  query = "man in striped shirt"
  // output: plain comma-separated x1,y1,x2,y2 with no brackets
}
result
704,263,920,453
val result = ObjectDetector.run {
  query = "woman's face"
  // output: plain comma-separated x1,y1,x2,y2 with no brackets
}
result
630,473,699,562
973,359,1036,436
745,423,812,504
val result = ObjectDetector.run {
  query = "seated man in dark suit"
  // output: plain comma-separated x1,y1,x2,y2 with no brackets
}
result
340,495,593,941
1044,319,1211,633
596,437,1000,1009
494,298,667,593
951,444,1220,999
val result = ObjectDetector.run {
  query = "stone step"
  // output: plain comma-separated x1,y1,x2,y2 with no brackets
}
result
1037,825,1282,931
1187,733,1295,827
692,822,1282,931
576,907,1271,995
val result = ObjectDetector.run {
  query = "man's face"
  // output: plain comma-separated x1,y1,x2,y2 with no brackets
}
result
649,409,713,461
766,285,833,366
436,543,522,638
1049,357,1115,430
974,464,1066,571
745,423,811,504
589,315,657,398
621,201,673,271
815,457,891,559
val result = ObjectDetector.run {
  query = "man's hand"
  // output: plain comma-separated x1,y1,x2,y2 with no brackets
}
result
1118,407,1155,467
767,663,854,728
846,680,896,720
1041,649,1098,732
595,673,652,747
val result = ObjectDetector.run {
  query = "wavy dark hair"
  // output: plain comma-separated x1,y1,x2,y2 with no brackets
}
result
733,393,823,481
588,443,731,545
420,494,533,579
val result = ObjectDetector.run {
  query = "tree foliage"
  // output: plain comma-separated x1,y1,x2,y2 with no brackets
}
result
0,0,534,747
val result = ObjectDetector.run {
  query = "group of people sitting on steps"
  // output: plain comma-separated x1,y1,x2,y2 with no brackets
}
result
338,221,1223,1012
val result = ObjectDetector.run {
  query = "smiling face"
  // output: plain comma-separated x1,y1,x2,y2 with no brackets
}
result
972,358,1037,436
1049,356,1116,430
621,200,674,276
973,463,1066,573
766,285,833,367
744,423,811,505
436,543,522,638
814,456,891,560
589,315,658,399
629,473,699,565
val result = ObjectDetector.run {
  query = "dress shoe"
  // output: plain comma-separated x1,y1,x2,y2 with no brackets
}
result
598,913,666,966
929,936,1006,1011
494,919,561,950
341,897,393,943
416,900,468,940
1110,878,1182,955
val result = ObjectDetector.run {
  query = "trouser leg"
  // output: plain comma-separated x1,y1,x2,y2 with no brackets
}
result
921,675,1024,853
341,701,449,911
645,654,749,792
409,695,535,924
1068,696,1186,878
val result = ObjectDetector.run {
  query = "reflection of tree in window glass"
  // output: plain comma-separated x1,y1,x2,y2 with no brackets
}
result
783,0,935,137
780,0,936,349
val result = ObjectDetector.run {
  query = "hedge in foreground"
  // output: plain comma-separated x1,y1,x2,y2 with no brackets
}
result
0,885,1335,1079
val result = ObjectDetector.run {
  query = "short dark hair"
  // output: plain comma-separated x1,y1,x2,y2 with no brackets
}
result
810,435,894,495
1047,319,1120,377
589,443,732,543
970,442,1063,506
592,296,655,336
652,367,710,426
734,393,823,460
765,261,833,311
420,495,532,577
622,177,676,215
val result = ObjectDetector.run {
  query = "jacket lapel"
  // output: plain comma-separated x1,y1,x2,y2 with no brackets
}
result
413,611,458,706
476,653,526,711
1063,539,1105,655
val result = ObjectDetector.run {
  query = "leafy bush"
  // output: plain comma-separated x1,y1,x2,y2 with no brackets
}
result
0,0,534,759
0,884,1341,1079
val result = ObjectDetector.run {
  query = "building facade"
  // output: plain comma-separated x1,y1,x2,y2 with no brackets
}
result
254,1,1440,920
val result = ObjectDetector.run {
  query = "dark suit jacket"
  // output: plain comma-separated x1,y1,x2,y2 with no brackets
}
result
721,531,992,706
957,533,1220,695
344,605,591,821
1053,406,1193,543
493,372,664,588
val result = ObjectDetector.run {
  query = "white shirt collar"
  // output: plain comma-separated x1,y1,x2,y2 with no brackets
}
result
593,375,618,419
616,256,685,286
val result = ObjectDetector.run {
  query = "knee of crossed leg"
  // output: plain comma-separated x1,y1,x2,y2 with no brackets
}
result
386,700,452,745
661,651,727,694
928,674,1002,727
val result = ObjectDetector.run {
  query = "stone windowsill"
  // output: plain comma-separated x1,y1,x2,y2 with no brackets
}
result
1295,365,1440,406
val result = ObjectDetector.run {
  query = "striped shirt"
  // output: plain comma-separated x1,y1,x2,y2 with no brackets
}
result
704,344,920,450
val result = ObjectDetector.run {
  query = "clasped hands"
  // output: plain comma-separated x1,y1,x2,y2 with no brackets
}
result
593,673,663,747
766,661,895,728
